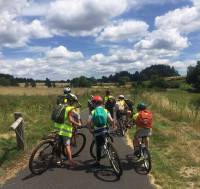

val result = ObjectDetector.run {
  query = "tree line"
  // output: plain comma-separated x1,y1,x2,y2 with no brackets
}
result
0,63,199,91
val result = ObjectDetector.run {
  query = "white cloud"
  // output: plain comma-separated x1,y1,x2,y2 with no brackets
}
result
97,20,149,42
46,46,84,60
0,11,51,48
28,20,52,39
46,0,129,36
155,6,200,34
135,29,188,51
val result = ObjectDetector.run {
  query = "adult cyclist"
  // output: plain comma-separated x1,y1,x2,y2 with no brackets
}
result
87,96,115,167
56,87,72,105
113,95,129,129
55,94,82,168
105,94,116,118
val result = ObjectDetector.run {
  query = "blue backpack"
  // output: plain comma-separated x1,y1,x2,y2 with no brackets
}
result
92,107,108,127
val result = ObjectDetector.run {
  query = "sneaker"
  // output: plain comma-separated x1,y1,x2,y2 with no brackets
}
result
56,160,64,168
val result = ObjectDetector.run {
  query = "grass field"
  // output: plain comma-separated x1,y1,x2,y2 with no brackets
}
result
128,88,200,189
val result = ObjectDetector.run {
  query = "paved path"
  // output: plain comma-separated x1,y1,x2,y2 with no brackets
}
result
1,110,153,189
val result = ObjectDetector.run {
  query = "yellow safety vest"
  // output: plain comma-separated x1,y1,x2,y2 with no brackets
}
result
55,106,75,138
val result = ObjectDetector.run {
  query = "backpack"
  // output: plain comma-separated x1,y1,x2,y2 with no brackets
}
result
92,107,108,127
136,110,153,128
105,97,116,110
56,95,68,105
51,104,67,124
125,99,134,111
116,100,125,111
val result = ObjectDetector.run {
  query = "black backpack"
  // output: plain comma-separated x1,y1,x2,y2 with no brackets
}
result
51,104,67,124
56,95,69,105
125,99,134,111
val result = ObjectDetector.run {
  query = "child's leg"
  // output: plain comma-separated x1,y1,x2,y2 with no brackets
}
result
64,137,76,165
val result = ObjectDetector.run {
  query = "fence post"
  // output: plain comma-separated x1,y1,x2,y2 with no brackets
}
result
14,112,25,150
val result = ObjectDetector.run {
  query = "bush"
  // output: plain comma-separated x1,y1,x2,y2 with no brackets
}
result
167,81,180,89
148,76,169,89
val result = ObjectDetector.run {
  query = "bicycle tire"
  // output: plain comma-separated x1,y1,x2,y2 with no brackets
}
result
62,133,86,158
89,140,107,159
29,139,54,175
141,147,151,174
118,119,125,136
107,142,123,177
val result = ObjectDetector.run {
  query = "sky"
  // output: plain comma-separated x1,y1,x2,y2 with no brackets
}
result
0,0,200,80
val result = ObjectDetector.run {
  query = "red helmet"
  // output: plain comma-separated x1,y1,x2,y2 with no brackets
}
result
92,96,103,104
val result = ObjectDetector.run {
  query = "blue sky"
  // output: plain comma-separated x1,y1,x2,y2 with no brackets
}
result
0,0,199,80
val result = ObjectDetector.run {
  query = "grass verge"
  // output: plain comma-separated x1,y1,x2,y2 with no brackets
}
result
128,89,200,189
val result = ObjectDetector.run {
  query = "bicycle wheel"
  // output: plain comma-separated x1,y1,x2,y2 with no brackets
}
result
141,147,151,174
29,140,54,175
89,140,107,159
118,119,125,136
62,133,86,158
107,143,123,177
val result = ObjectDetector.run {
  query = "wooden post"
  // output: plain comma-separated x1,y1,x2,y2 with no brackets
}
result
14,112,25,150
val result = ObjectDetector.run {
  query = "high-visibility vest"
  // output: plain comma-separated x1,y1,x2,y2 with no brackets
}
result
104,96,109,103
58,106,75,138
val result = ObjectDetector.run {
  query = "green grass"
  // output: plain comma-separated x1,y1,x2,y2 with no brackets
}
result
129,88,200,188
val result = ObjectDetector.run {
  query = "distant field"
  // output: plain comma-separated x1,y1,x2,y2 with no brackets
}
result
18,82,70,88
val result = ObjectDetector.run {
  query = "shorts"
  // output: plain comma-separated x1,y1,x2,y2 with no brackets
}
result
59,135,71,146
134,128,152,139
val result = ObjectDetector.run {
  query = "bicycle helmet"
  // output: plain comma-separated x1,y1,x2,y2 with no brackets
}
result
92,96,103,104
137,102,146,111
118,95,125,99
64,87,71,94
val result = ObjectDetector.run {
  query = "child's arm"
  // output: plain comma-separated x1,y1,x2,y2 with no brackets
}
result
68,111,81,127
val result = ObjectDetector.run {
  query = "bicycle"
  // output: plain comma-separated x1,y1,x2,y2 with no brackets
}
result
117,114,128,136
29,126,86,175
90,132,123,177
133,136,152,174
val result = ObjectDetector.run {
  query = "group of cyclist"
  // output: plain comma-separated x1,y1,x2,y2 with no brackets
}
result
54,87,153,168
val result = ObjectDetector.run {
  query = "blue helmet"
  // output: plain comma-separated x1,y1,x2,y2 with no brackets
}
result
137,102,146,111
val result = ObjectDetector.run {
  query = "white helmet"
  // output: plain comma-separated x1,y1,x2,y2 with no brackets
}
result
64,87,71,94
118,95,125,99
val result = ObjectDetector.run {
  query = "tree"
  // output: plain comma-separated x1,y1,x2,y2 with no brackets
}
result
45,78,52,88
0,78,11,86
30,79,36,87
25,81,29,88
140,64,179,80
186,61,200,90
71,76,92,87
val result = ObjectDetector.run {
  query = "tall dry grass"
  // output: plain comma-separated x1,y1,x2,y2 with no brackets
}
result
141,91,200,126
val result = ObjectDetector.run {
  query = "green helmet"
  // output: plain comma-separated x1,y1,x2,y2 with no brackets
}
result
137,102,146,111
